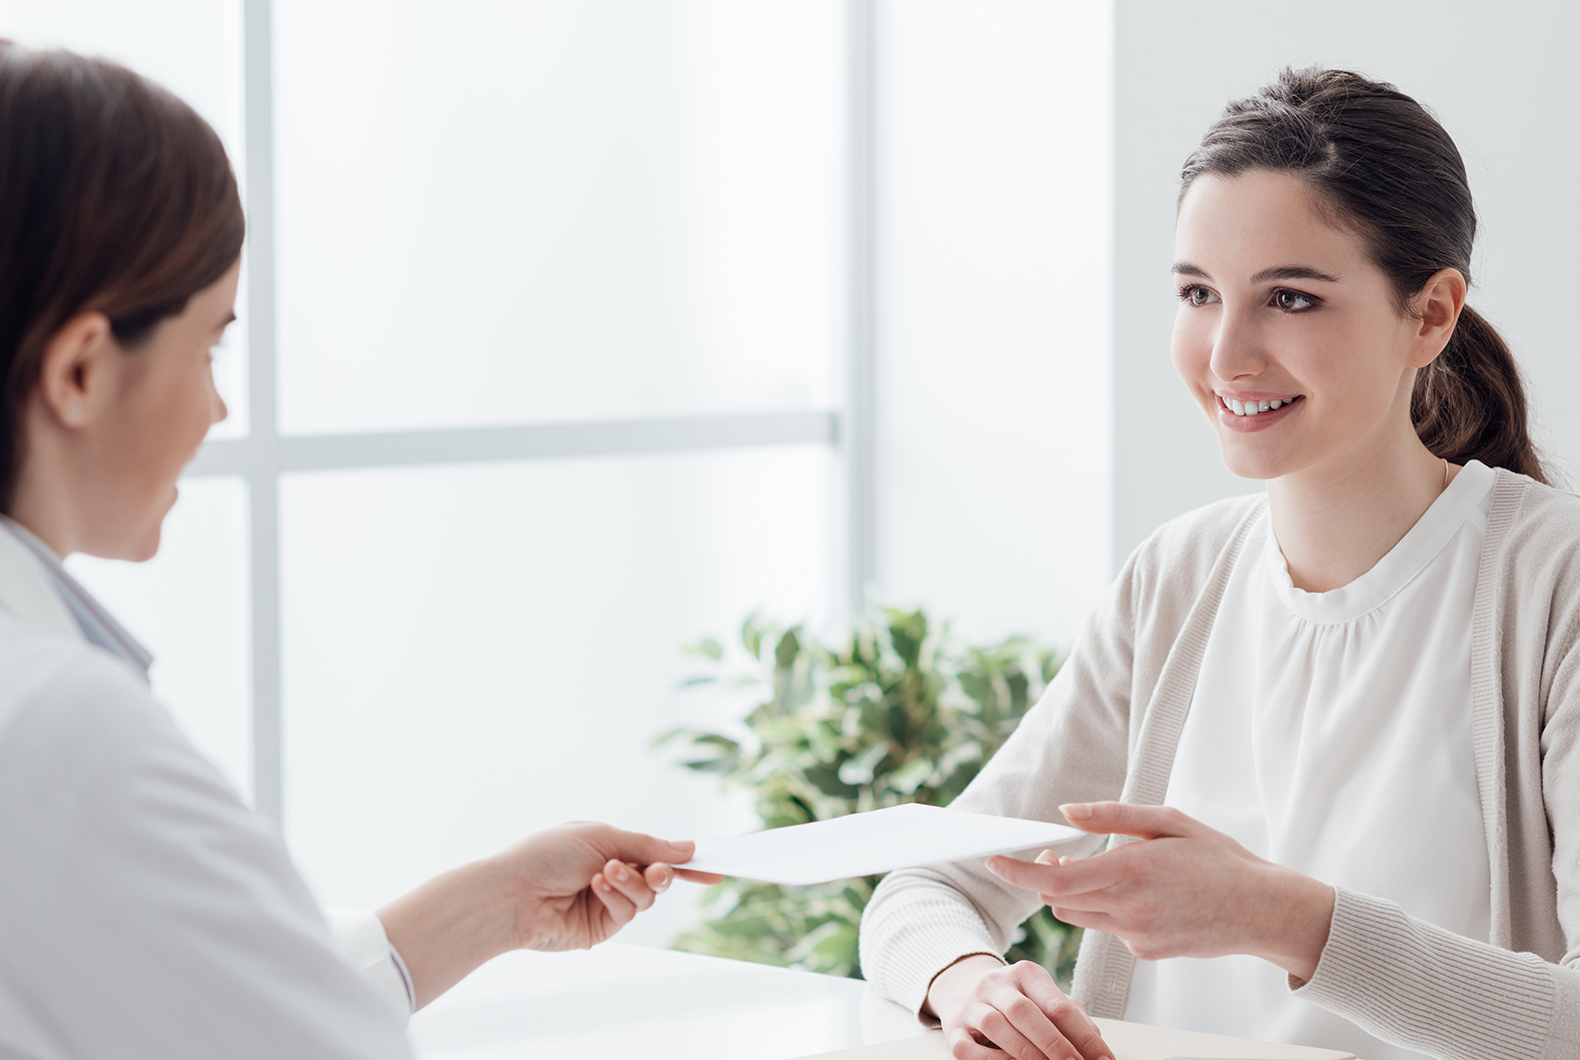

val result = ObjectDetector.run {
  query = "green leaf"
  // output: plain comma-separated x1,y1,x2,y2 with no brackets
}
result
803,762,858,798
684,636,725,661
888,755,934,794
837,739,890,786
774,628,803,671
650,727,687,750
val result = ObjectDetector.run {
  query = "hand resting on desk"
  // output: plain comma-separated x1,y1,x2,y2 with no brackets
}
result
379,821,723,1009
926,954,1116,1060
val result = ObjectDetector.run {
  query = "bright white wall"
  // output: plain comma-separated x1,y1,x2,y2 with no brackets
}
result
1113,0,1580,563
873,0,1114,644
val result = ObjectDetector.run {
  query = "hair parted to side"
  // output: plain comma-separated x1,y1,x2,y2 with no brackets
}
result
1180,66,1548,484
0,42,244,510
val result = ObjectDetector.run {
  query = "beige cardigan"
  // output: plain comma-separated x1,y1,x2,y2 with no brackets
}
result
858,469,1580,1060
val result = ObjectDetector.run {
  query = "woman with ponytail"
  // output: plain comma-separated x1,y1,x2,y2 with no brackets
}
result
860,69,1580,1060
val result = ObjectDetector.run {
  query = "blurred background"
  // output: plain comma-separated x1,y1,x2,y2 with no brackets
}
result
7,0,1575,948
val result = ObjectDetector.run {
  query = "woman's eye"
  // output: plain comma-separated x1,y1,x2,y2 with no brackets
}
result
1179,285,1218,307
1273,289,1315,312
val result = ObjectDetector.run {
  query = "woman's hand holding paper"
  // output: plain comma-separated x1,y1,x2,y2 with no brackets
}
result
509,821,724,950
379,821,722,1009
987,802,1335,982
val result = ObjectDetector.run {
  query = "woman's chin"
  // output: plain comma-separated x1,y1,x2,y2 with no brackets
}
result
1216,439,1297,482
129,529,163,563
117,502,171,562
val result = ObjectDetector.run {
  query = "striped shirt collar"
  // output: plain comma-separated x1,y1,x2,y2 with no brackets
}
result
0,517,153,682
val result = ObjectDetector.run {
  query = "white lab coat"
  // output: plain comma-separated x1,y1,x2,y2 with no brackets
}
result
0,526,416,1059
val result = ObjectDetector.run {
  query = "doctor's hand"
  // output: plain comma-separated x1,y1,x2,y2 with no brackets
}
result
378,821,722,1010
493,820,723,952
986,802,1335,982
925,954,1114,1060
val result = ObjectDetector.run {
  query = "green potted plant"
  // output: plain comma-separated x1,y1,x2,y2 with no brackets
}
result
658,608,1082,986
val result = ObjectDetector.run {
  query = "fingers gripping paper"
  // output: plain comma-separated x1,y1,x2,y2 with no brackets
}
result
683,803,1086,885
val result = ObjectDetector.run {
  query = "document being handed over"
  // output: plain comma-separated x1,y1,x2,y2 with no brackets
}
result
683,803,1086,885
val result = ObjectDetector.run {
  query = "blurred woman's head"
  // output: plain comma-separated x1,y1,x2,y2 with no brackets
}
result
0,42,243,558
1170,67,1546,486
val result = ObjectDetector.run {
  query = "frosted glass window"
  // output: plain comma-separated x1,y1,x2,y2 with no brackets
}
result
274,0,844,435
66,477,253,798
280,448,830,938
0,0,251,438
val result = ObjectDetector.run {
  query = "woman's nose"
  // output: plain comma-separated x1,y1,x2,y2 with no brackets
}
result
1209,304,1267,382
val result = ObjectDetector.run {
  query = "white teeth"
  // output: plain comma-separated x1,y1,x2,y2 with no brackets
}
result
1223,396,1295,416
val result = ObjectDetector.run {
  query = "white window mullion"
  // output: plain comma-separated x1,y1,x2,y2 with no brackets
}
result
242,0,283,825
843,0,876,616
187,411,839,478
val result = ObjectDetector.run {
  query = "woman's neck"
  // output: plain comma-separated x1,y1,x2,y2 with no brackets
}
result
1265,430,1454,594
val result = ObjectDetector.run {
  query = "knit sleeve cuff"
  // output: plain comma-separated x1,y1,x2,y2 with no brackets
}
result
859,877,1006,1026
1291,886,1556,1060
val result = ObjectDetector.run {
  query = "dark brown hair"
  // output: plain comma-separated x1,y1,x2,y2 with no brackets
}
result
0,42,244,509
1181,67,1547,484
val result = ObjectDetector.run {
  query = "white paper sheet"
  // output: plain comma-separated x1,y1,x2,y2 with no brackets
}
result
683,803,1086,885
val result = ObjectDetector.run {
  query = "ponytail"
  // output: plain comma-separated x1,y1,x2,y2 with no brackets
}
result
1413,306,1548,484
1182,67,1548,483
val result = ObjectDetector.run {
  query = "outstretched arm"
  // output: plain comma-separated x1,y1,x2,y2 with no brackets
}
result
378,822,720,1010
990,801,1580,1060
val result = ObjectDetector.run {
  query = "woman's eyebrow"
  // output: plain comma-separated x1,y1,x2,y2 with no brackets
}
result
1249,265,1341,284
1170,262,1341,284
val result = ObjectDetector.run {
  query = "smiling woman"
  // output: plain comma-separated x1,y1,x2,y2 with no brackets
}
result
1173,69,1544,489
859,68,1580,1060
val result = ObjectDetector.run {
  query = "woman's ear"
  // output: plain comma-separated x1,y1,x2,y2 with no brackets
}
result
36,311,116,428
1409,267,1468,369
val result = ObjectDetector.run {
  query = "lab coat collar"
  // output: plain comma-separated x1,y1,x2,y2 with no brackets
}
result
0,518,81,640
0,518,153,680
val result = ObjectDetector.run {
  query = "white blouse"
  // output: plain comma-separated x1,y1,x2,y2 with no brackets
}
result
1123,461,1497,1060
0,522,416,1059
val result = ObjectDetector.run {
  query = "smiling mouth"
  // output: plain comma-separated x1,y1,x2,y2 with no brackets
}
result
1218,394,1303,418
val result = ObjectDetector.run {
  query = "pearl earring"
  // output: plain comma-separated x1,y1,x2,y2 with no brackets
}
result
68,402,82,420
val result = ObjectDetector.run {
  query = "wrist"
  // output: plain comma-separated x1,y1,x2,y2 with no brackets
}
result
924,953,1002,1021
377,855,519,1009
467,852,528,954
1255,866,1334,983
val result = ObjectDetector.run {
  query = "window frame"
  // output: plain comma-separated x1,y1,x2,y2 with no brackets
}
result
184,0,876,823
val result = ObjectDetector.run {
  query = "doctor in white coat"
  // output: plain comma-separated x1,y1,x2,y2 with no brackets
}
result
0,42,717,1060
